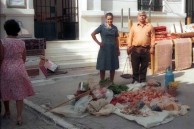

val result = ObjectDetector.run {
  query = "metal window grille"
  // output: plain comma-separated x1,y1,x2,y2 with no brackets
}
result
33,0,79,40
138,0,163,11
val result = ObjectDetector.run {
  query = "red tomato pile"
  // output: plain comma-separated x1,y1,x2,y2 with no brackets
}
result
111,86,169,107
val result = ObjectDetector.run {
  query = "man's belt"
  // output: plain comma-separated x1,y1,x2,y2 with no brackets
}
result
132,45,150,53
133,45,150,49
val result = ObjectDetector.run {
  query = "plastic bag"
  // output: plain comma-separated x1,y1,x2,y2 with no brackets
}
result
51,105,88,118
92,88,107,99
105,89,113,103
87,99,108,113
92,104,115,116
74,95,93,113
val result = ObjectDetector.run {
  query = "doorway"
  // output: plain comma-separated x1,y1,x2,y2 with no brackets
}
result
34,0,79,40
186,0,194,24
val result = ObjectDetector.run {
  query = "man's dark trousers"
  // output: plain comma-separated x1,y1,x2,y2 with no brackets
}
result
131,46,150,83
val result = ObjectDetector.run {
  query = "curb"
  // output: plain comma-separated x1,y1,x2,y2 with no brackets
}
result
24,99,78,129
31,72,99,84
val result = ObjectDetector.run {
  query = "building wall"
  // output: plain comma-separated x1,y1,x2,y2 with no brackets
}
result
0,0,34,38
79,0,186,40
0,0,186,40
101,0,138,11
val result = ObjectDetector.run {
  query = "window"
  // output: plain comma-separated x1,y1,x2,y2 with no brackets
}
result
7,0,26,8
138,0,163,11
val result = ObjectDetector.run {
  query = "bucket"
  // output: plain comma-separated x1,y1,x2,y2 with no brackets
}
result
75,82,90,100
78,82,89,91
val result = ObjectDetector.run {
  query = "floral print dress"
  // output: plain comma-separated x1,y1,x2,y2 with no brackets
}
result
0,38,34,101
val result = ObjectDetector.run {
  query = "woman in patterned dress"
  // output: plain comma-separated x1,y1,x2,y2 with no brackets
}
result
91,12,120,83
0,19,35,125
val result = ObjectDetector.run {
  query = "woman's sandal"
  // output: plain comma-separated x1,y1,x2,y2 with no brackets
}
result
16,120,23,126
2,113,10,119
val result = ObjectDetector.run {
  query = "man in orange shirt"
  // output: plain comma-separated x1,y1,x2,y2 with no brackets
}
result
127,11,155,83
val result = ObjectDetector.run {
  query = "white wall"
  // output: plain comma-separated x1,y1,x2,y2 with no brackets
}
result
163,0,183,14
0,0,34,38
79,0,186,40
101,0,137,12
0,0,186,40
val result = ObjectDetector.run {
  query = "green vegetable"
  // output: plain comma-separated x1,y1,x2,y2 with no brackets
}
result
99,78,111,85
108,84,128,94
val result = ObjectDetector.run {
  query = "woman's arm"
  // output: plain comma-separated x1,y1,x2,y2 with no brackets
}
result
91,31,103,47
22,48,26,63
0,40,4,66
20,40,26,63
116,37,120,56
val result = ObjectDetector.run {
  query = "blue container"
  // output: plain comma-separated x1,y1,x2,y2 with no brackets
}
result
165,67,174,87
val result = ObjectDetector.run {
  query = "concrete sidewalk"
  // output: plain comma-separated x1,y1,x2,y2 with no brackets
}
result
2,67,194,129
0,101,63,129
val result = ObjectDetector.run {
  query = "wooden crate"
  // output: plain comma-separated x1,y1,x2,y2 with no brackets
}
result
26,68,39,76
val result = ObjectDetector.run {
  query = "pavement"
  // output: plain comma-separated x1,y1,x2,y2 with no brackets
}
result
1,102,63,129
1,66,194,129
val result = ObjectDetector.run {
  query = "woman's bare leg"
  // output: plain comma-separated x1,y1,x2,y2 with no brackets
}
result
16,100,24,123
110,70,115,82
3,101,10,117
100,70,105,81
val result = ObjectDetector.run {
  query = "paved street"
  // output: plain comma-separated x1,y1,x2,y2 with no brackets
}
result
1,101,63,129
1,66,194,129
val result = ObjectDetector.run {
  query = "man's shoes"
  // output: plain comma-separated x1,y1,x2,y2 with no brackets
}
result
131,80,139,84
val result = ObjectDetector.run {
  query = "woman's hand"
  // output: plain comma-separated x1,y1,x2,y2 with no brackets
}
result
99,42,104,48
91,32,103,47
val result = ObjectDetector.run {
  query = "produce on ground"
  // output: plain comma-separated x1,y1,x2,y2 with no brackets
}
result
108,84,128,94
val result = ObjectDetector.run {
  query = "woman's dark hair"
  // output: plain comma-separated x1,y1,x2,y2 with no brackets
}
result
4,19,21,36
105,12,113,18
